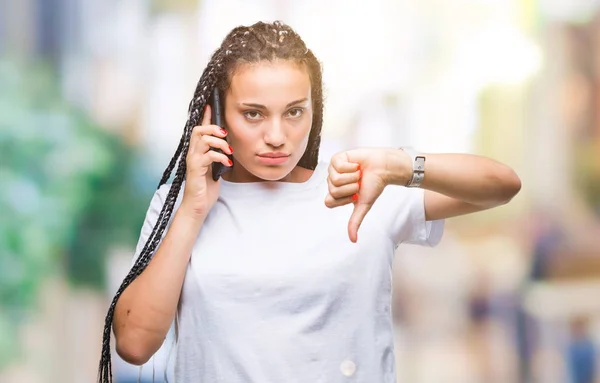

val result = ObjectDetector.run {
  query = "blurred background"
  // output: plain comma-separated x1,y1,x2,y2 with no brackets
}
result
2,0,600,382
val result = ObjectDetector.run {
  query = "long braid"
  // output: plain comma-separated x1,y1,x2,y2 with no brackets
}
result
97,49,226,383
158,135,184,187
298,49,323,170
98,126,189,383
97,21,324,382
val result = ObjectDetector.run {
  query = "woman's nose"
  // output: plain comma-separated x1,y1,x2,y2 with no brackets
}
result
263,119,286,147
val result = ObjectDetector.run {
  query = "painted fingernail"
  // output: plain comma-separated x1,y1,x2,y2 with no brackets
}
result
351,193,359,201
220,128,227,135
228,145,233,153
228,159,233,166
358,180,362,188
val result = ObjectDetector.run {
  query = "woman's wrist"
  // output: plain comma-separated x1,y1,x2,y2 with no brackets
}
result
384,148,414,187
176,203,208,226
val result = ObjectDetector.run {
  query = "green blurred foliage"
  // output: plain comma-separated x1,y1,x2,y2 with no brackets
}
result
0,58,151,368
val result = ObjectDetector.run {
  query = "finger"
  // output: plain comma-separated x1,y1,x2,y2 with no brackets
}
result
191,124,227,139
189,125,227,155
324,193,357,209
201,104,212,126
188,135,231,162
185,149,231,179
331,155,360,174
188,146,232,169
203,149,233,169
328,169,361,187
327,177,360,200
201,135,233,155
348,201,373,243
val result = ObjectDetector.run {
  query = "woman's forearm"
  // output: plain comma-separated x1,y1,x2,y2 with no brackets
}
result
113,208,205,365
385,150,521,208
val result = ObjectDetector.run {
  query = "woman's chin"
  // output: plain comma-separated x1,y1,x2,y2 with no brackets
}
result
252,165,296,181
226,160,298,182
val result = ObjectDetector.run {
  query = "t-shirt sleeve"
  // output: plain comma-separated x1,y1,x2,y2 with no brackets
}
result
374,185,445,248
131,184,172,267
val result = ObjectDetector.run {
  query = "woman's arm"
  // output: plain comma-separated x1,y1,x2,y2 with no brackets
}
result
113,105,230,365
385,151,522,221
113,208,205,365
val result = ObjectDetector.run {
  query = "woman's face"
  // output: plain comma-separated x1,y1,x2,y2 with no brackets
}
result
223,59,313,183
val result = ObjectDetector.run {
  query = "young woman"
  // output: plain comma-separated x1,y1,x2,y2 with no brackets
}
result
98,21,521,383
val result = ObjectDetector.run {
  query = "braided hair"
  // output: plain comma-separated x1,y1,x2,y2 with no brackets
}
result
97,21,324,382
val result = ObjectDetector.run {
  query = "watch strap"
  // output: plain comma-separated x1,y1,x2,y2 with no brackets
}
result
400,147,426,187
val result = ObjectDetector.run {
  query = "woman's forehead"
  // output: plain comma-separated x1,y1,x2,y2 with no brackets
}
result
227,60,311,105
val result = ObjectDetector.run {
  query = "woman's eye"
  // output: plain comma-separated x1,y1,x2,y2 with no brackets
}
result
243,111,262,120
287,108,304,118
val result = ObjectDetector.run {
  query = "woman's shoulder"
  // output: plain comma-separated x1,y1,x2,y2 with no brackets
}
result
148,182,185,209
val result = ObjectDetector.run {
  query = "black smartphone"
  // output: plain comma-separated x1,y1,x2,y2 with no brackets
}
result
209,88,231,181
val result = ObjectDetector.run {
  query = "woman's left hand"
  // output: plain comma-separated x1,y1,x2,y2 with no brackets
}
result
325,148,402,243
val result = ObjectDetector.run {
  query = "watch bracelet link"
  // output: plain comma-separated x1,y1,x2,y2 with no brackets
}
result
399,147,426,188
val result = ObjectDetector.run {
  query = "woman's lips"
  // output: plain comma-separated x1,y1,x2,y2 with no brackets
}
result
256,154,290,165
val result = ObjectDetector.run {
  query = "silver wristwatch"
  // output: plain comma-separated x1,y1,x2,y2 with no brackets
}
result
399,147,426,187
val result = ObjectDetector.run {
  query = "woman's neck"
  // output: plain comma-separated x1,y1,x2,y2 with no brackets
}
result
223,165,313,183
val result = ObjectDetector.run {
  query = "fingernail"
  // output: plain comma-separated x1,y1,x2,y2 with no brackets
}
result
228,159,233,166
358,180,362,188
228,145,233,153
351,193,359,201
357,164,361,171
220,128,227,135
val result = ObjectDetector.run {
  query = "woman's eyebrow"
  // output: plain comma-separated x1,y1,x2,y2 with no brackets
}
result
240,98,309,110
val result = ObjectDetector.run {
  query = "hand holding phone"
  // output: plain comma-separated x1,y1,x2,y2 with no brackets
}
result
180,92,231,217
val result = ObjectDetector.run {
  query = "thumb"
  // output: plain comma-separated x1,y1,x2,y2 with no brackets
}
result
348,201,372,243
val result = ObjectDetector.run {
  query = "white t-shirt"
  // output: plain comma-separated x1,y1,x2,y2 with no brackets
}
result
131,161,444,382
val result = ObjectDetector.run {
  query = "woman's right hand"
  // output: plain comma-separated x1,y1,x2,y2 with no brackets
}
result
180,104,233,218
